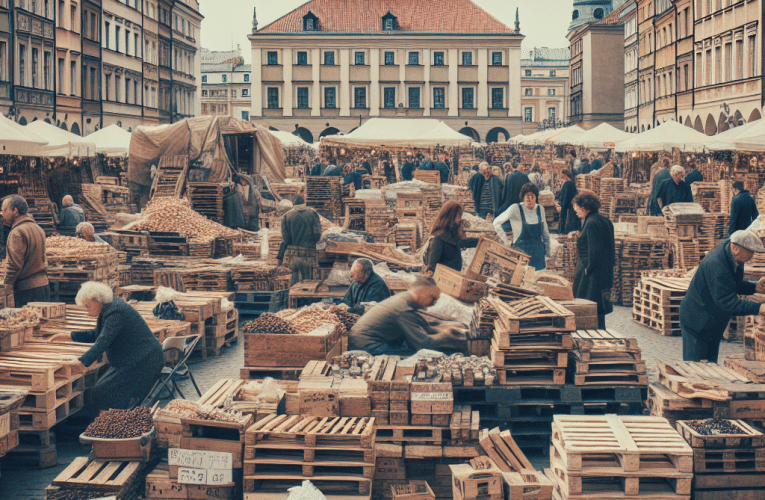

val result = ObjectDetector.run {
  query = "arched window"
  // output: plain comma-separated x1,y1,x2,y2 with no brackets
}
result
593,8,604,19
572,10,579,20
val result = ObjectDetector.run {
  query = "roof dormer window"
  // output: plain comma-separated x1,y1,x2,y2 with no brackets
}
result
303,11,318,31
382,12,397,31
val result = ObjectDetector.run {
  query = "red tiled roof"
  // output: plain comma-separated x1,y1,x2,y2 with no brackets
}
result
257,0,515,34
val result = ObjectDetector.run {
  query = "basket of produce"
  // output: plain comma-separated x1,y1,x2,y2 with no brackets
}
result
80,406,155,461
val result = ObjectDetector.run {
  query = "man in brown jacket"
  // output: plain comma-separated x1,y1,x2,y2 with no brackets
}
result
3,195,49,307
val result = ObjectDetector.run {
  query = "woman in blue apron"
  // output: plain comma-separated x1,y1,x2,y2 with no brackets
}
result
492,183,551,270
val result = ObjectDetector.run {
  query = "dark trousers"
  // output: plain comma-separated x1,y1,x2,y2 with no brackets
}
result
682,328,721,363
598,315,606,329
476,211,493,220
14,285,50,308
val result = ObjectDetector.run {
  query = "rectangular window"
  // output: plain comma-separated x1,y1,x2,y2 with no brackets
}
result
462,87,473,109
491,51,502,65
725,43,732,81
105,73,110,100
231,90,236,98
749,35,757,77
267,51,278,65
324,87,336,108
267,87,279,108
525,69,531,76
115,75,120,101
705,49,711,85
433,52,444,66
323,51,334,65
354,87,366,108
408,87,420,108
715,46,721,83
57,58,64,93
525,88,533,96
115,25,120,52
105,22,110,49
492,88,504,109
433,87,444,108
58,0,64,26
70,60,75,94
736,39,743,79
462,52,472,65
297,51,307,65
548,88,556,96
31,48,38,87
242,111,249,121
70,5,76,31
408,52,419,65
244,73,249,82
355,52,365,65
242,89,249,96
91,13,96,39
524,107,533,122
201,75,207,83
550,70,556,77
548,107,556,123
384,87,395,108
222,74,227,83
125,76,131,103
384,51,394,65
135,34,139,57
684,64,689,90
90,67,96,99
297,87,309,108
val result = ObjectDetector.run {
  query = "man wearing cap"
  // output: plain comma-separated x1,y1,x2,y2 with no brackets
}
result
680,230,765,362
729,181,759,236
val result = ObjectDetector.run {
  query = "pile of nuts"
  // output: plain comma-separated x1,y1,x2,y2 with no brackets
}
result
242,313,297,335
83,406,153,439
161,400,244,423
286,308,347,335
128,197,241,242
0,306,41,329
52,488,112,500
686,419,744,435
329,306,360,331
46,235,112,257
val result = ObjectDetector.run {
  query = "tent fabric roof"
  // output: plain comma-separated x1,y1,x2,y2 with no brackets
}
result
25,120,96,158
86,124,132,156
321,118,472,148
516,126,580,145
546,125,585,144
269,130,311,148
568,122,634,148
257,0,514,34
0,114,48,156
614,120,713,153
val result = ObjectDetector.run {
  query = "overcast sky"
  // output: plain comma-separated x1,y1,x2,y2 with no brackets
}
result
199,0,573,63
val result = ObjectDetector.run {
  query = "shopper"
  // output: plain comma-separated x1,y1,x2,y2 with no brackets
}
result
424,201,479,274
493,183,551,271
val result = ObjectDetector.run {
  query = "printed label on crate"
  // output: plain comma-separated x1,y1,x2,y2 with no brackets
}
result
410,392,453,401
177,467,233,485
169,448,233,470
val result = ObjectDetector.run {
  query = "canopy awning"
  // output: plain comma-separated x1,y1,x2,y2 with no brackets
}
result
546,125,586,145
0,114,48,156
86,124,132,156
320,118,472,148
614,120,714,153
269,130,312,148
568,122,634,148
25,120,96,158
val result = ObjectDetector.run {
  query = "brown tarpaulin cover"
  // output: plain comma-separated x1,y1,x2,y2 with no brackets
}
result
128,116,285,190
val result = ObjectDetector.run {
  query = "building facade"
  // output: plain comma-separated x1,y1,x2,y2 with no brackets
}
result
248,0,524,144
623,0,638,132
520,48,570,134
1,0,201,134
200,46,252,121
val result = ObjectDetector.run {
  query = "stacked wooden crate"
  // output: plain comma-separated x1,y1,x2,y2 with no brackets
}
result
571,330,647,387
700,212,730,255
343,199,367,232
409,382,454,427
663,203,706,269
150,155,188,198
242,322,341,376
632,273,692,336
392,224,421,252
203,303,238,356
468,298,498,357
0,389,25,464
365,201,395,243
598,178,624,220
47,252,120,303
153,265,229,293
692,181,724,212
548,415,693,500
47,456,150,500
615,235,668,306
554,235,578,284
243,414,376,496
676,419,765,500
367,355,404,426
306,176,342,221
421,186,443,236
743,314,765,361
413,170,441,185
489,296,575,386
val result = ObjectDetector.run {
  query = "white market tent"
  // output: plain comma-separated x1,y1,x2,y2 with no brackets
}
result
269,130,312,148
321,118,472,148
615,120,713,153
518,125,581,146
546,125,585,145
508,133,525,143
568,123,634,148
26,120,96,158
86,124,132,156
725,120,765,151
0,113,48,156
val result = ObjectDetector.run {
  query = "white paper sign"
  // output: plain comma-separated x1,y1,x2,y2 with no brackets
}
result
177,467,233,485
168,448,233,470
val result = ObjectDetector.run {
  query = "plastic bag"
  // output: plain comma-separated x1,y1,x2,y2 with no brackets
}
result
155,286,181,304
286,480,327,500
153,300,185,321
425,293,473,326
396,349,448,367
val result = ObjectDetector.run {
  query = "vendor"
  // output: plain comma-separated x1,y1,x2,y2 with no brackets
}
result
469,163,503,220
322,163,344,177
647,157,672,215
76,222,107,244
340,258,391,315
656,165,694,209
433,153,450,184
401,157,415,181
349,276,466,356
236,173,260,231
57,195,85,228
310,157,329,176
277,205,322,285
493,183,551,270
424,201,479,274
51,282,164,410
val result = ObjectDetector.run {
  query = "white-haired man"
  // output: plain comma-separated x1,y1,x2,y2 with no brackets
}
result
57,195,85,228
469,162,503,220
340,258,391,315
656,165,694,210
76,222,107,244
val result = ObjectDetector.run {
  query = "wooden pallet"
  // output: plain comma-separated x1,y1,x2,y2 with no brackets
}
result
490,345,568,369
551,415,693,473
150,155,188,198
724,354,765,383
245,415,376,449
690,447,765,473
48,456,146,497
491,295,576,339
375,425,446,444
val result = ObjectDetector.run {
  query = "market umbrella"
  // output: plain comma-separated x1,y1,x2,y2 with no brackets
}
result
614,120,713,153
26,120,96,158
86,124,132,156
269,130,312,148
727,120,765,151
546,125,585,145
568,123,633,148
0,113,48,156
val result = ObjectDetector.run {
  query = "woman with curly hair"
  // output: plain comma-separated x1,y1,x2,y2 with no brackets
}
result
424,201,479,274
572,190,615,328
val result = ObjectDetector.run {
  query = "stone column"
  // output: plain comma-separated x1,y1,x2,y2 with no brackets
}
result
311,48,320,117
282,48,292,117
448,48,458,117
370,49,380,116
478,49,488,117
340,48,350,116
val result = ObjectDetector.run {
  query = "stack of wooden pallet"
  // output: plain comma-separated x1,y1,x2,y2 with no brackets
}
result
554,235,578,284
742,313,765,361
0,389,26,464
598,178,624,219
632,273,692,336
700,212,730,254
663,203,705,269
442,185,475,216
230,262,291,293
692,181,725,212
202,303,238,356
153,265,230,293
413,170,441,185
150,155,188,198
47,456,150,500
468,298,499,357
421,186,443,235
571,330,647,387
47,252,120,303
489,295,575,386
392,224,421,252
244,415,376,497
26,197,56,235
478,427,553,500
409,381,454,428
306,176,343,221
233,241,262,260
611,192,639,221
365,201,395,243
615,235,668,306
676,419,765,500
367,355,406,426
548,415,694,500
343,199,367,232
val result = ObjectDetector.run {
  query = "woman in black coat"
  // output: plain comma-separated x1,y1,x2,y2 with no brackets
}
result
424,201,479,274
558,169,579,234
571,191,615,329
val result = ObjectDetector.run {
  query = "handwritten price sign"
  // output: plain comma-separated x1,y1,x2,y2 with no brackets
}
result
169,448,233,485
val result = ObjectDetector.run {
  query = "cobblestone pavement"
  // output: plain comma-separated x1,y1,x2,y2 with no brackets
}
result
0,306,746,498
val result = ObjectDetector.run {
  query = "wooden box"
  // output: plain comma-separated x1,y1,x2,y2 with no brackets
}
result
466,236,529,285
433,264,488,303
410,382,454,415
27,302,66,319
244,324,340,367
391,480,435,500
450,457,504,500
676,419,765,449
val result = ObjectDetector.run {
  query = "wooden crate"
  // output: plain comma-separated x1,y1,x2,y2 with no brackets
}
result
433,264,488,303
47,456,148,500
466,236,529,285
243,326,340,368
